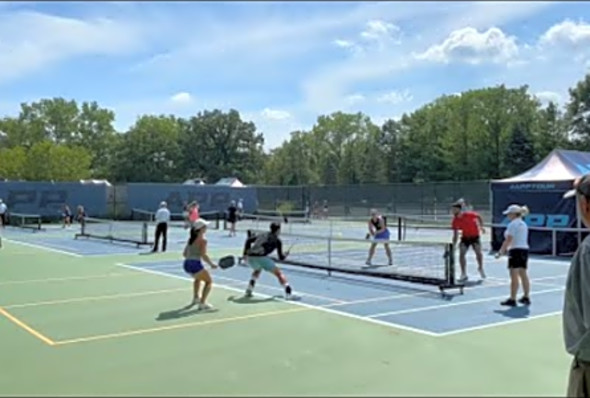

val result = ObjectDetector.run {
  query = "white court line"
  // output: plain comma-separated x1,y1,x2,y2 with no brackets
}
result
144,264,346,304
367,287,565,319
486,275,565,288
437,311,563,337
116,262,440,337
5,238,83,258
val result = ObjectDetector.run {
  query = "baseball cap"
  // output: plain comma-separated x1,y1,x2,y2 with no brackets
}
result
160,201,167,207
563,174,590,199
502,204,523,215
192,219,210,230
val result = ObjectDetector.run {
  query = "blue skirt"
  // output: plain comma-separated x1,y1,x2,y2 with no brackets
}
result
374,229,390,241
183,259,204,275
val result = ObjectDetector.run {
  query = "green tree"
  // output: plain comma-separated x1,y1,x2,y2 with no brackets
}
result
20,141,92,181
0,147,27,179
565,73,590,149
110,115,183,183
505,123,536,175
180,109,265,183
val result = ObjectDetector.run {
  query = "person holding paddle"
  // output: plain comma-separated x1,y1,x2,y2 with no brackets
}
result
242,222,294,300
183,219,218,310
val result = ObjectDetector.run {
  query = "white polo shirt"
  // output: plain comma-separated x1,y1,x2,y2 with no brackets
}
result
504,218,529,250
0,202,7,215
155,208,171,224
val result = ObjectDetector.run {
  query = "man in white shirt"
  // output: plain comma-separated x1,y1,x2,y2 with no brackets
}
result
0,199,7,228
563,174,590,397
152,201,171,253
237,199,244,220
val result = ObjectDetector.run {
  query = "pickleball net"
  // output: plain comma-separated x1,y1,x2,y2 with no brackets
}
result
75,217,152,246
243,229,462,292
7,212,43,231
131,208,221,230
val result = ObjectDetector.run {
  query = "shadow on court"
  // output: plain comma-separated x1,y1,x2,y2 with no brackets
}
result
493,306,532,319
227,295,278,304
156,306,219,321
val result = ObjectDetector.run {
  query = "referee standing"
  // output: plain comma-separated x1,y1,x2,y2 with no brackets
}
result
152,201,171,253
0,199,7,227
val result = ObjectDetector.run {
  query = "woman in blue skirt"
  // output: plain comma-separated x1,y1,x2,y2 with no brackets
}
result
366,209,393,266
183,219,218,310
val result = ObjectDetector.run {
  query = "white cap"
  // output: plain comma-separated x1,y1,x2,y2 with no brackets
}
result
160,201,167,207
192,218,210,230
502,204,522,215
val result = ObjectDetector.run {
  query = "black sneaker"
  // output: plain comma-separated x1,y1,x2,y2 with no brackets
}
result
501,299,517,307
518,296,531,305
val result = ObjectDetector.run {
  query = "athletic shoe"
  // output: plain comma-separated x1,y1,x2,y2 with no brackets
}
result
478,268,486,279
458,275,468,283
518,296,531,305
244,289,253,298
500,299,517,307
198,302,213,311
365,260,371,266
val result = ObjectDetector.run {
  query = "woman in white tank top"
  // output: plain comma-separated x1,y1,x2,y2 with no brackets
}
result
496,204,531,307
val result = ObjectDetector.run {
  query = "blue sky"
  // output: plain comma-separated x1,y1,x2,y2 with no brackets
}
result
1,1,590,150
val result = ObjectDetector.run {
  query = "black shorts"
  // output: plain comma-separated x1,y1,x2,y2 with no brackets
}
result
460,236,481,249
508,249,529,269
0,213,6,225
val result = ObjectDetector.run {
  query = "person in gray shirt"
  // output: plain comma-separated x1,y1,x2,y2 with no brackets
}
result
563,174,590,397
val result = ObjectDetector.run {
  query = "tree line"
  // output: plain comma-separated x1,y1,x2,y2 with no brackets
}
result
1,73,589,185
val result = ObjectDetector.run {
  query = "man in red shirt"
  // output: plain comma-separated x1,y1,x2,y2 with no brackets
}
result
451,201,486,282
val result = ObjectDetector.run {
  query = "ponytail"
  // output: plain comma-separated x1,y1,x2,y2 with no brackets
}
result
519,205,529,217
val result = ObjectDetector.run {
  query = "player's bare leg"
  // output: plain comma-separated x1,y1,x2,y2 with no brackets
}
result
366,243,377,265
245,269,262,297
473,243,486,279
459,243,468,282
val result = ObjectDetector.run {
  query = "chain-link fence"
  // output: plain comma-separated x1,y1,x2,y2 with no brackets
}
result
254,181,491,222
105,181,491,221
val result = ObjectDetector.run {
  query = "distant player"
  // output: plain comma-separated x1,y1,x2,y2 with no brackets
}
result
237,199,244,220
366,209,393,266
76,205,86,225
62,204,72,228
182,202,190,229
188,201,200,224
227,201,238,237
451,201,486,282
242,222,294,299
0,199,7,228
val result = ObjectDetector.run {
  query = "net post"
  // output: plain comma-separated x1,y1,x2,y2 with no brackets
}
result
37,216,41,230
552,229,557,257
327,235,332,276
446,242,455,286
142,222,148,244
397,217,402,241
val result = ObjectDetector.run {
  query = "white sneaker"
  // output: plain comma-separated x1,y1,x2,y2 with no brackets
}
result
458,275,468,283
198,302,213,311
244,289,253,298
478,269,487,280
365,260,371,266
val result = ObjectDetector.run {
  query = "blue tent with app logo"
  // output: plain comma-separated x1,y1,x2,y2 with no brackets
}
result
490,149,590,256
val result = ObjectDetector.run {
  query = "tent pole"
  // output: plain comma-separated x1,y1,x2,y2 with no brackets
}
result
577,196,582,247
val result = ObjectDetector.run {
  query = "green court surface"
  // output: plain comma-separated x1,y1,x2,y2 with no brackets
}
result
0,238,571,396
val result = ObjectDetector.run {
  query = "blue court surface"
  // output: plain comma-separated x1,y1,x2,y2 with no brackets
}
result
2,226,568,337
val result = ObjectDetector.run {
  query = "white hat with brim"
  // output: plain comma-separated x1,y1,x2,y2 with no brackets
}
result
502,204,522,215
192,219,210,230
564,175,590,199
563,189,576,199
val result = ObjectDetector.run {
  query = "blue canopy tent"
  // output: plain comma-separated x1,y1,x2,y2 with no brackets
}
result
490,149,590,256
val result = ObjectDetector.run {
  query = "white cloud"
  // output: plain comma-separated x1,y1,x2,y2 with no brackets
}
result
334,39,354,48
345,94,366,105
535,91,563,104
415,27,519,64
540,19,590,47
261,108,291,121
170,92,193,104
376,90,413,104
360,20,400,42
0,11,149,84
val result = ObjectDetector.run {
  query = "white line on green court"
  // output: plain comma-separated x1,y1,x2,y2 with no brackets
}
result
116,262,442,337
436,310,563,337
0,272,139,286
5,239,83,258
367,287,565,319
3,287,190,309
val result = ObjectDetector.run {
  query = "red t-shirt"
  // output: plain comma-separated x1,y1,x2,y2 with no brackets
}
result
451,211,480,238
